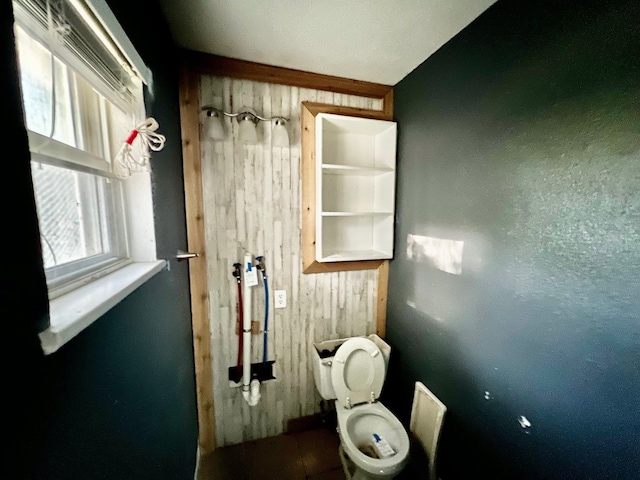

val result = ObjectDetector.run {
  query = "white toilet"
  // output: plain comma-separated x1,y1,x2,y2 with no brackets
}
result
312,335,410,480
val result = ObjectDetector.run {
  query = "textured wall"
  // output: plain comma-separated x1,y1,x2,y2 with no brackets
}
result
385,1,640,479
17,0,199,478
199,76,383,446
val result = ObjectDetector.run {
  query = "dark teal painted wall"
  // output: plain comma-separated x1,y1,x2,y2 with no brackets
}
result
385,1,640,479
5,0,198,478
3,0,49,476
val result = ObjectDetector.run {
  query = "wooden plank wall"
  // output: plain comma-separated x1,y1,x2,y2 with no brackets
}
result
200,75,384,446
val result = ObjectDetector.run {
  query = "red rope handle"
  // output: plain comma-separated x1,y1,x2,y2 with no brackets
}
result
124,129,139,145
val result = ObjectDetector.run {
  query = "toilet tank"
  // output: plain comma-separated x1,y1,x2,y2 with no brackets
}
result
312,334,391,400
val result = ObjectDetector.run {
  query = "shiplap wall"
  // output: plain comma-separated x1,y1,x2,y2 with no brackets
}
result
199,75,384,446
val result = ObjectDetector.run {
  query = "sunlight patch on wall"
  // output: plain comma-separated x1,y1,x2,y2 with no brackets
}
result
407,234,464,275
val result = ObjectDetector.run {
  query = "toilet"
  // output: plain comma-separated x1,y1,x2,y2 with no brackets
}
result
313,335,409,480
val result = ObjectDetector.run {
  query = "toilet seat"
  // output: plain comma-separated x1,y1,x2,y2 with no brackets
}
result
331,337,385,408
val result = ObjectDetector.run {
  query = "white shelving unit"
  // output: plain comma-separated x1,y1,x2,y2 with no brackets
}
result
315,113,397,262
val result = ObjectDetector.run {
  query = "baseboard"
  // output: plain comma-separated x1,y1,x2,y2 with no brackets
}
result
285,413,326,433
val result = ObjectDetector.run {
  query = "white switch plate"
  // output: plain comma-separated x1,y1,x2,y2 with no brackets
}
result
274,290,286,309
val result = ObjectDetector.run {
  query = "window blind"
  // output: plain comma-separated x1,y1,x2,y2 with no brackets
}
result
13,0,148,110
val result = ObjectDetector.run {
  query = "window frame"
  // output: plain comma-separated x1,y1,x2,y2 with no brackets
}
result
13,0,163,354
15,19,134,298
30,153,132,298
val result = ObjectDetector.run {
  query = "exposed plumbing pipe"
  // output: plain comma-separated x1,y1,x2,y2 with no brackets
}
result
249,379,261,405
232,263,243,383
242,254,260,406
256,256,269,365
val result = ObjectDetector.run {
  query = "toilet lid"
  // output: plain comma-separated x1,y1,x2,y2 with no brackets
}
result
331,337,385,408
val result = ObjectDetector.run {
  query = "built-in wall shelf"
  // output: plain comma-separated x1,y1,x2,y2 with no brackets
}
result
315,112,397,264
301,102,396,274
322,164,394,175
319,249,392,262
321,212,392,217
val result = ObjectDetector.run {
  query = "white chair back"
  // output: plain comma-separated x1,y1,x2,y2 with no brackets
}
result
410,381,447,480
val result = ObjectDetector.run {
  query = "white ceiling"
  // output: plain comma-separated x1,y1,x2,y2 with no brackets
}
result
158,0,496,86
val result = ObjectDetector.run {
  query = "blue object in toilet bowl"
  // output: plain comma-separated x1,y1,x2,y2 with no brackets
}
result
372,433,396,458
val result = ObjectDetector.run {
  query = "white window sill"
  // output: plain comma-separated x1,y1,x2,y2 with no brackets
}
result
39,260,166,355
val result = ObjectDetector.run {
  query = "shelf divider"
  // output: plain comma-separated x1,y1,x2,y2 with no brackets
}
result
321,211,392,217
322,163,394,176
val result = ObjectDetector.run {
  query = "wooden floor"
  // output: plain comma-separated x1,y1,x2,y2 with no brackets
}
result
196,426,345,480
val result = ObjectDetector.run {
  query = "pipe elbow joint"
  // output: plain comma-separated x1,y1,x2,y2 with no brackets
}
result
250,379,261,404
243,379,261,407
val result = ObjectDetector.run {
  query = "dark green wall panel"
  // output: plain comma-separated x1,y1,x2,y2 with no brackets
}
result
386,1,640,479
6,0,198,478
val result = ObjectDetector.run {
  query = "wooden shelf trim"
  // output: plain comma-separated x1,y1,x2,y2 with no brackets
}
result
181,50,393,99
301,101,394,275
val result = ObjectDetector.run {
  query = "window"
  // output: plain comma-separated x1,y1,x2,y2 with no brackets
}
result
14,0,163,353
15,20,133,296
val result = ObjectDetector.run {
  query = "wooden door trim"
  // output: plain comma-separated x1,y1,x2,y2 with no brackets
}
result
180,50,393,99
178,62,216,454
375,261,389,338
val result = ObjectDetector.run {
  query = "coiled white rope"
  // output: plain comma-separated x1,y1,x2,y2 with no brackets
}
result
114,117,166,178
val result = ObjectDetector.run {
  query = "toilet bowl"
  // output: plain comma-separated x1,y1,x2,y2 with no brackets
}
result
312,335,409,480
337,402,409,479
